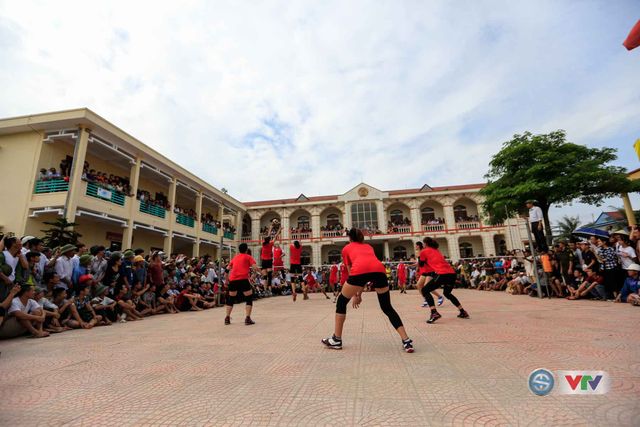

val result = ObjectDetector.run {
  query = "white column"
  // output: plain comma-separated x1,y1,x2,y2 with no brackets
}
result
446,235,459,262
312,242,321,266
443,204,456,231
410,207,421,232
383,241,390,261
282,215,290,240
311,214,320,238
376,200,386,232
251,217,260,241
481,233,495,257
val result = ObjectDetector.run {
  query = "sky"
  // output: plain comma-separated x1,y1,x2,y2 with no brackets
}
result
1,0,639,227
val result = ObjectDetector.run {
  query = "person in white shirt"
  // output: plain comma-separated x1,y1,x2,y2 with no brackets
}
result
0,285,49,338
526,200,548,252
1,237,28,284
55,244,76,289
617,238,637,270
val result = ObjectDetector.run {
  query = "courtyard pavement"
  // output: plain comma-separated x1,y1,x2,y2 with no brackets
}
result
0,289,638,426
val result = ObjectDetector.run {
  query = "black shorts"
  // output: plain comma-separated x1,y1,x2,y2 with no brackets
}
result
430,273,457,288
347,272,389,288
261,259,273,269
421,272,436,277
290,264,302,274
228,279,252,293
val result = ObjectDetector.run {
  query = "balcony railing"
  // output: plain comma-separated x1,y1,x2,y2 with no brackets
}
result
321,230,343,238
139,201,167,218
202,223,218,235
422,224,445,232
34,179,68,194
387,225,411,234
456,221,480,230
291,232,311,240
176,213,195,228
223,231,235,240
86,182,125,206
241,235,252,242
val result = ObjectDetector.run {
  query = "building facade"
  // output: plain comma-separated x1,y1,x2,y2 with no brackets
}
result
242,183,527,265
0,109,244,257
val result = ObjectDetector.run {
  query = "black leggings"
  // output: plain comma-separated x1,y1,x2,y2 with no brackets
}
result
376,291,403,329
422,273,461,308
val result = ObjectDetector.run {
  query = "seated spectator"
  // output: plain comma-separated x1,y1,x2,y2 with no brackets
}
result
567,267,604,300
176,283,203,311
156,283,179,313
617,263,640,305
67,284,103,329
91,285,116,323
0,285,49,338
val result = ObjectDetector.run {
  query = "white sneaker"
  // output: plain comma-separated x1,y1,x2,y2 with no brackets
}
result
421,301,429,307
119,313,127,323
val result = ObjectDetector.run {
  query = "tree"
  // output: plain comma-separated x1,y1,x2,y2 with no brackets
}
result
40,218,82,248
554,215,581,242
480,130,639,243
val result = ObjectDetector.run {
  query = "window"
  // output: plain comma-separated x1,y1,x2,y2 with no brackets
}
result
327,250,341,264
390,209,403,224
421,207,435,222
459,242,473,258
301,250,311,266
297,215,310,229
497,239,507,255
326,213,340,227
351,202,378,230
454,205,468,220
392,246,407,260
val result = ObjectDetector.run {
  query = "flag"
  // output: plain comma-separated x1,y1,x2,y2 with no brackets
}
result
634,138,640,160
623,20,640,51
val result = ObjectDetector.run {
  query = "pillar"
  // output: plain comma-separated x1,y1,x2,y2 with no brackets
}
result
410,207,421,233
376,200,386,232
282,214,290,240
622,193,636,226
383,241,390,261
312,242,321,267
443,204,456,231
217,203,224,247
446,235,459,262
251,217,260,241
122,158,141,249
164,178,177,255
64,126,90,222
163,232,173,255
481,233,495,257
311,214,320,238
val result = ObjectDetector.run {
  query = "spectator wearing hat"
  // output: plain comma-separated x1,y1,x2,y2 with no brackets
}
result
120,250,136,288
133,255,147,288
617,263,640,305
89,246,107,284
55,244,76,289
526,200,548,252
20,236,36,256
91,285,116,323
72,254,94,292
0,284,49,338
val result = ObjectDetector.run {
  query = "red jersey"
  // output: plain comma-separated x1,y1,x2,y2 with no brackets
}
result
329,265,338,284
273,247,283,267
260,242,274,260
341,242,385,276
397,263,406,281
228,253,256,281
339,263,348,284
418,249,435,274
421,247,455,275
305,272,317,286
289,244,302,265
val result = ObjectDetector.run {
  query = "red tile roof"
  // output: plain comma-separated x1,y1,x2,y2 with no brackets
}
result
243,183,486,207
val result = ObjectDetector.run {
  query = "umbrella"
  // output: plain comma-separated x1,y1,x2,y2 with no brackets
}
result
572,227,610,239
623,20,640,51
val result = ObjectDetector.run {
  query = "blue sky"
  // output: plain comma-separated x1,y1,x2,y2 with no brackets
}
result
0,0,639,227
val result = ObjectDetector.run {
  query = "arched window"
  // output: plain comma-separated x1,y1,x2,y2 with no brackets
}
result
392,246,407,260
390,209,404,224
297,215,310,229
301,250,311,266
421,207,435,222
242,215,251,234
327,250,341,264
454,205,468,221
459,242,473,258
327,213,340,227
498,239,507,255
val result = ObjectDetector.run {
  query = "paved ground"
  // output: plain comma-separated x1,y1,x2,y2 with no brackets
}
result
0,289,638,426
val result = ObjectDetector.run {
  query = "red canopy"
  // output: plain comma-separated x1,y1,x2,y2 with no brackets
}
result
623,20,640,51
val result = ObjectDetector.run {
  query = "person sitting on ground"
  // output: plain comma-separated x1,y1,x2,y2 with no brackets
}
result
156,283,178,314
67,285,102,329
33,287,65,333
113,284,144,322
567,267,603,300
0,284,49,338
566,269,586,299
616,263,640,306
91,285,116,324
176,283,203,311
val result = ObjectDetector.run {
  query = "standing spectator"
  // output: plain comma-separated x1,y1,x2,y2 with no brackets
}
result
71,243,88,271
555,241,574,287
148,252,165,288
596,237,621,300
526,200,548,252
89,246,108,283
55,244,76,290
617,237,638,271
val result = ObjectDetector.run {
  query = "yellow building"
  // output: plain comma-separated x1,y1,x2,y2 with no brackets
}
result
622,167,639,226
241,183,527,265
0,108,244,257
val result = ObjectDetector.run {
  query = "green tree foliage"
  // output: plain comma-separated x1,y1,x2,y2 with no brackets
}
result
480,130,638,242
41,218,82,248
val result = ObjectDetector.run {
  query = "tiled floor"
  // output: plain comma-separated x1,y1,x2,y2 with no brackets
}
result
0,290,638,426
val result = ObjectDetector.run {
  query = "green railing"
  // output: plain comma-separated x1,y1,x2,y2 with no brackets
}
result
176,213,195,228
202,223,218,235
139,201,166,219
223,231,235,240
85,181,125,206
34,179,68,194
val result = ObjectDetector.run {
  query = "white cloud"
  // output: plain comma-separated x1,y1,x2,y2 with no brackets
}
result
1,0,639,225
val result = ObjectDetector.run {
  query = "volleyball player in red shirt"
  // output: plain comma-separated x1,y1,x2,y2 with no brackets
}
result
397,261,407,293
260,228,281,295
289,240,303,301
420,237,469,323
322,228,414,352
414,241,444,307
339,262,348,288
329,262,339,302
225,243,260,325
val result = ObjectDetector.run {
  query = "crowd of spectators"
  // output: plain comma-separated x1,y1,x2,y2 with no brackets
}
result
137,190,170,210
421,217,445,225
37,158,134,196
388,218,411,232
455,214,480,223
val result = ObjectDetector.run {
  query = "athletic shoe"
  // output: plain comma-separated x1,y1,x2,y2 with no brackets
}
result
421,301,429,307
322,335,342,350
118,313,127,323
224,316,231,325
325,296,330,300
402,338,414,353
426,312,442,324
437,296,444,306
457,310,470,319
245,317,255,325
